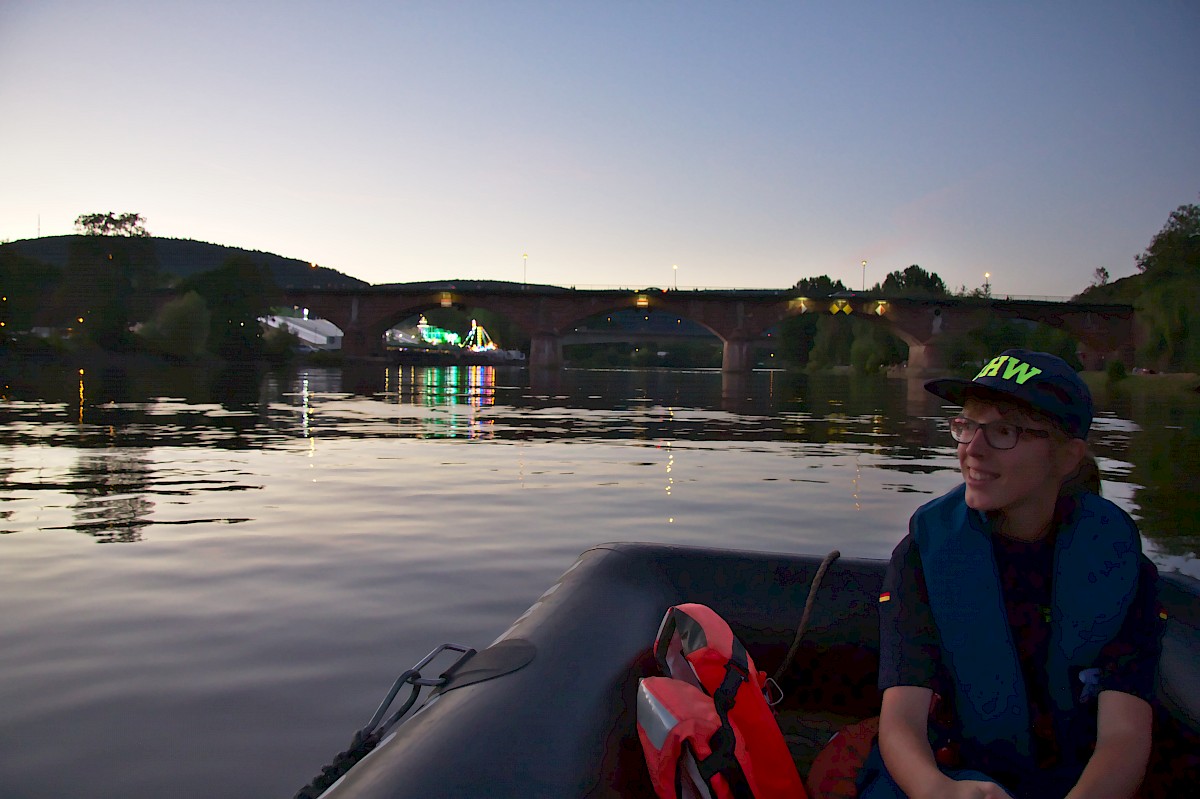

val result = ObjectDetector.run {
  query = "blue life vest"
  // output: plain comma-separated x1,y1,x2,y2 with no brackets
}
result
912,485,1140,772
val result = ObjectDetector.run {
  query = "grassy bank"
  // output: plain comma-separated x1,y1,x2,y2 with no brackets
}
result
1081,371,1200,400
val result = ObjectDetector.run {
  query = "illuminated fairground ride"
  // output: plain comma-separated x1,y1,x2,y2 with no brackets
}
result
386,317,522,361
461,319,496,352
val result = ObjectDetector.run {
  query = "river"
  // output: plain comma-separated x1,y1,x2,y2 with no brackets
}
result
0,361,1196,798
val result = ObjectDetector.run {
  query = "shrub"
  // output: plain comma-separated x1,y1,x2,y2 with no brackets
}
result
1106,359,1128,384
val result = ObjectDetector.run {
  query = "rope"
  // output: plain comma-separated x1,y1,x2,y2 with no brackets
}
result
293,728,382,799
292,644,474,798
292,681,422,799
771,549,841,685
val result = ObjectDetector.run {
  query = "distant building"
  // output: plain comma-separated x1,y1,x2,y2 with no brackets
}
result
261,314,343,350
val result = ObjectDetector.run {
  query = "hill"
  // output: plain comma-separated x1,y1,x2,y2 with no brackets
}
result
0,235,369,290
1072,273,1144,304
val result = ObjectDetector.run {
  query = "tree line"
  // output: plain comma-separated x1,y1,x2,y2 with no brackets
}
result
4,200,1197,372
775,265,1079,374
1,213,292,361
1076,200,1200,373
775,198,1200,374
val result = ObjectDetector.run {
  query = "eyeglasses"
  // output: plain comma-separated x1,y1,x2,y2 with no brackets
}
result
949,417,1053,450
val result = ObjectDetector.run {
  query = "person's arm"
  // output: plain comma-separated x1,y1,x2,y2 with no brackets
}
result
1064,690,1152,799
879,686,1013,799
1065,554,1161,799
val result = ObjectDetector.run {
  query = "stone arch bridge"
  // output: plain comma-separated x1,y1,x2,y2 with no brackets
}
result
279,285,1135,374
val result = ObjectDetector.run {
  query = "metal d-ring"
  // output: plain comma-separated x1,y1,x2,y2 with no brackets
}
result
361,643,476,736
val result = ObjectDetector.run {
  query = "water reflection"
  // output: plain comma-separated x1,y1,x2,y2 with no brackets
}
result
0,361,1197,558
68,451,155,543
1101,387,1200,560
0,462,15,534
388,365,498,438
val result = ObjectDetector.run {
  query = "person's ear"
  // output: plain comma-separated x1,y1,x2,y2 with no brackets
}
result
1058,438,1087,479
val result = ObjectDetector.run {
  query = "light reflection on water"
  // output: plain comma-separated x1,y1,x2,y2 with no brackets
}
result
0,363,1196,799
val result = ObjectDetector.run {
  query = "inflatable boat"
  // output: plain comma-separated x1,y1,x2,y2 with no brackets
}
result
299,542,1200,798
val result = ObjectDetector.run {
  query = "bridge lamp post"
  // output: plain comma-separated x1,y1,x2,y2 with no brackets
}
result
673,264,678,290
861,260,867,291
984,272,991,296
523,253,528,288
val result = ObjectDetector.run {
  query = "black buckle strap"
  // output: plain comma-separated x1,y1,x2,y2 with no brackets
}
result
695,653,754,799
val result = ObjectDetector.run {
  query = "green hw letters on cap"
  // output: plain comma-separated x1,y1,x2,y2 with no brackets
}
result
974,355,1043,384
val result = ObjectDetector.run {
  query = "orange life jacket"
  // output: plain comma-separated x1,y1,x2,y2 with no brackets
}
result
636,603,808,799
637,676,754,799
804,716,880,799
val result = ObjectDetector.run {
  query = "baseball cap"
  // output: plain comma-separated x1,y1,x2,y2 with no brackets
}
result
924,349,1093,439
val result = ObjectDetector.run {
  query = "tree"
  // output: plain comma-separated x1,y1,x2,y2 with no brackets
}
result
939,318,1081,374
782,275,848,366
1,249,62,338
1091,267,1110,287
1136,202,1199,278
849,317,906,374
954,284,990,298
55,231,161,350
877,265,948,297
1123,199,1200,371
1136,278,1200,372
74,212,150,237
794,275,847,295
181,255,280,359
806,315,853,370
137,291,210,358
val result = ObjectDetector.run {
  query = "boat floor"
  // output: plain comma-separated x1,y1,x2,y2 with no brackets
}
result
766,640,882,777
779,709,863,776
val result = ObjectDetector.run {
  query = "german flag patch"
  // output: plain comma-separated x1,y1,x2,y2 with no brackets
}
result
879,592,892,603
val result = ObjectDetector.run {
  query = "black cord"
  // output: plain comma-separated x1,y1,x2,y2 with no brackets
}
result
771,550,841,685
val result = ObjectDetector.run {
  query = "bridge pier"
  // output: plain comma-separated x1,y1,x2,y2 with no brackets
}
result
722,339,754,372
529,333,563,369
721,371,751,411
341,328,371,358
905,341,945,376
1075,343,1135,371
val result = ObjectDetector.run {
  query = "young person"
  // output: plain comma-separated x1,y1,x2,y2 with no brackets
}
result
859,350,1162,799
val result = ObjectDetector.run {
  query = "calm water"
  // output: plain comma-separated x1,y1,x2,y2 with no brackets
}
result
1,362,1196,799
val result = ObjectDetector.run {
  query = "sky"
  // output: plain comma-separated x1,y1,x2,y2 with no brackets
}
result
2,1,1198,297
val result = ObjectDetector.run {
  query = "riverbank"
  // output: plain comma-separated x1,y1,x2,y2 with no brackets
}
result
1082,370,1200,399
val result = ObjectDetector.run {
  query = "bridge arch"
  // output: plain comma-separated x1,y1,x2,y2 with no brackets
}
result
373,299,534,354
558,307,725,367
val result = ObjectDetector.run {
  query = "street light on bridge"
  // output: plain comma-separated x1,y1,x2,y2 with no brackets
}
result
984,272,991,295
673,264,678,290
523,252,528,288
861,260,867,291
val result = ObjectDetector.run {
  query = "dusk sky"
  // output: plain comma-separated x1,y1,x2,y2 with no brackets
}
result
2,1,1197,297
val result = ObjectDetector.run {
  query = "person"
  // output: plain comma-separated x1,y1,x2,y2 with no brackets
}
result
858,349,1163,799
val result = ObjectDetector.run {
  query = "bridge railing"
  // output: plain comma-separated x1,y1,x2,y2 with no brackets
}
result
286,281,1086,304
566,285,1076,302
